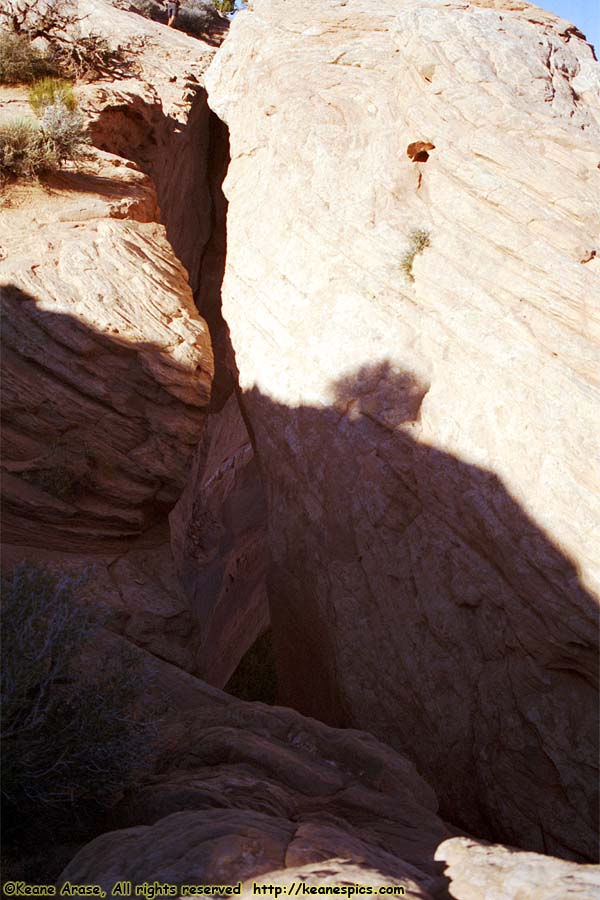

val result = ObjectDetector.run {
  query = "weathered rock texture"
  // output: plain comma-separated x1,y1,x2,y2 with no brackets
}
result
205,0,600,860
1,2,268,681
436,837,600,900
170,392,269,686
57,643,600,900
0,164,212,550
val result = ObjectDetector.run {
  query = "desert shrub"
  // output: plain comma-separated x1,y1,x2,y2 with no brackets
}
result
39,100,88,162
0,101,88,182
50,30,132,79
400,228,431,283
0,119,58,180
1,563,157,808
213,0,234,13
0,32,57,84
28,77,76,114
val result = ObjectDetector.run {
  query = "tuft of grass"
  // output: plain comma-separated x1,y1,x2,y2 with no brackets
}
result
28,77,77,115
400,228,431,283
0,33,57,85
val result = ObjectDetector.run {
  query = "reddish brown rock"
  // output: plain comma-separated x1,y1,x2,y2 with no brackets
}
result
170,393,268,686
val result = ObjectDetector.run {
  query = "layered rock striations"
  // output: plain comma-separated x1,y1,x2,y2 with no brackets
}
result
1,0,268,679
205,0,600,860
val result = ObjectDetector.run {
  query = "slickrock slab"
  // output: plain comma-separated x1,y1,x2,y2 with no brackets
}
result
58,680,600,899
205,0,600,860
435,837,600,899
75,0,226,292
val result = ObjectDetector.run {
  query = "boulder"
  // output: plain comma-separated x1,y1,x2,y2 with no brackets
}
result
204,0,600,860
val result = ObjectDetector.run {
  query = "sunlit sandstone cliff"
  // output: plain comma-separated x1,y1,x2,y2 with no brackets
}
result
204,0,600,861
1,0,599,892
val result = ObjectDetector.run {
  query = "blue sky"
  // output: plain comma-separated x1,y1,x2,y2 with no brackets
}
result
541,0,599,51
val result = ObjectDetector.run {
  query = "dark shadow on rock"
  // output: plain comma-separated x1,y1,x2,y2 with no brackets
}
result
1,285,597,864
237,362,599,863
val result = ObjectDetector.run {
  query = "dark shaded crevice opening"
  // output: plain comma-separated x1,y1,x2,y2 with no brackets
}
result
194,110,237,412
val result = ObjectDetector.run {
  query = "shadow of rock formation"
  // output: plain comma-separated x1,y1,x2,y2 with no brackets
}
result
238,362,599,863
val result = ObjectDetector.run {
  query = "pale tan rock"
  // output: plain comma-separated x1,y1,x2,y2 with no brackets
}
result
205,0,600,861
73,0,228,293
0,174,212,549
435,837,600,900
0,2,232,667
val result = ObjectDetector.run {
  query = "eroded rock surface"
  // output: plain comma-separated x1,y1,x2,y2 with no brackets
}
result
205,0,600,860
57,650,600,899
170,393,269,686
0,2,247,674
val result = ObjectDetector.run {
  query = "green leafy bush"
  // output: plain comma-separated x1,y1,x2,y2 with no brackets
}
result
400,228,431,283
1,564,156,807
28,77,76,114
0,32,57,84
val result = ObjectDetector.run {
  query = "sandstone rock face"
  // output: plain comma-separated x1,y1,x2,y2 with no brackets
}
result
205,0,600,860
170,392,269,686
74,0,227,295
0,3,260,678
0,162,212,550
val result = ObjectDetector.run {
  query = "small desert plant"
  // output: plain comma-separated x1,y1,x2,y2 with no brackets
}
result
0,102,88,182
400,228,431,283
1,563,157,807
0,32,57,84
0,118,58,180
213,0,234,14
39,100,88,163
28,76,76,114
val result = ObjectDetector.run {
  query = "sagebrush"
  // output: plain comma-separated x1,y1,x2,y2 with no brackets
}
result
0,119,58,180
0,32,57,84
0,104,87,182
1,564,157,807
